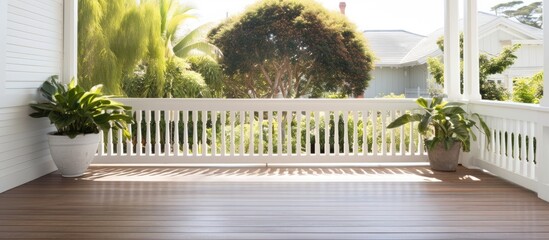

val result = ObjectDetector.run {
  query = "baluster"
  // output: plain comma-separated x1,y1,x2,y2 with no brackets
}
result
145,110,152,156
496,119,502,168
343,111,349,155
212,111,217,156
174,111,180,156
381,110,387,156
324,111,330,156
107,127,113,156
221,111,226,156
192,110,198,156
479,116,485,162
126,122,132,156
296,111,302,156
400,110,405,155
362,111,368,155
389,110,395,155
268,111,273,156
117,127,123,156
372,110,378,156
513,120,520,174
505,119,512,171
334,111,340,156
202,111,208,156
287,111,292,155
98,130,105,156
240,111,245,155
276,111,282,155
182,111,189,155
249,111,254,155
528,121,536,180
409,113,414,155
520,120,527,177
230,111,235,156
306,111,311,155
164,110,171,156
488,117,497,165
418,117,424,156
154,110,161,156
314,111,320,156
136,110,142,156
353,111,358,156
258,111,263,156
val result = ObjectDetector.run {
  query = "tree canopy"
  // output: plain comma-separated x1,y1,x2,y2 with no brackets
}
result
78,0,222,98
427,34,520,101
209,0,374,98
78,0,165,95
491,1,542,28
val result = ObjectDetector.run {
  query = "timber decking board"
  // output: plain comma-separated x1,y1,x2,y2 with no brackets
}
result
1,166,549,239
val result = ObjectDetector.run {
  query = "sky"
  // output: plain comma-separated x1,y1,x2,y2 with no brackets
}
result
187,0,538,35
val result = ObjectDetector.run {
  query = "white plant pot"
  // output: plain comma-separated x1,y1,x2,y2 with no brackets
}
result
48,133,100,177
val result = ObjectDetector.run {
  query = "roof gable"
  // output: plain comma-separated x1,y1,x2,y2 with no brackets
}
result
368,12,543,67
363,30,425,66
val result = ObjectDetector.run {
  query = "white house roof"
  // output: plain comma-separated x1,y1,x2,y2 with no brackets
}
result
362,30,425,66
365,12,543,67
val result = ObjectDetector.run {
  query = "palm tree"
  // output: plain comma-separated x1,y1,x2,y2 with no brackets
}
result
78,0,222,97
78,0,165,95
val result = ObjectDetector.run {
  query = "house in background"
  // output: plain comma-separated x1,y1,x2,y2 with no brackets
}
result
363,12,543,98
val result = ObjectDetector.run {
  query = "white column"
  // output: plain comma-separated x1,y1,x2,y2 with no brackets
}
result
444,0,461,100
541,0,549,107
537,124,549,202
463,0,482,101
63,0,78,83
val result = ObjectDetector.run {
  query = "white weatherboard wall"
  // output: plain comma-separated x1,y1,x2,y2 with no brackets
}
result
0,0,65,193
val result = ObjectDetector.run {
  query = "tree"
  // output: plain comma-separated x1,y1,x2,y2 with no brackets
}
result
427,34,520,100
491,1,542,28
209,0,374,98
78,0,166,95
513,71,543,103
79,0,223,98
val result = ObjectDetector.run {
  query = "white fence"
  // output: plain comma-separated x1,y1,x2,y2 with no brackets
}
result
94,98,428,164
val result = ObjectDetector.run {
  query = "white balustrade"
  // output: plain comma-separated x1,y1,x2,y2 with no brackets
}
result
469,101,548,192
94,98,427,164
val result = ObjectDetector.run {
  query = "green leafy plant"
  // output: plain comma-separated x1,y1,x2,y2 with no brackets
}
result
387,97,491,152
29,76,134,139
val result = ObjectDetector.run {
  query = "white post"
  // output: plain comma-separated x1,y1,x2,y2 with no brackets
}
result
537,125,549,201
444,0,461,101
463,0,481,101
541,0,549,107
63,0,78,83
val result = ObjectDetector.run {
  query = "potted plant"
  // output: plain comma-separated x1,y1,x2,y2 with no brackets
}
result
387,97,491,171
29,76,133,177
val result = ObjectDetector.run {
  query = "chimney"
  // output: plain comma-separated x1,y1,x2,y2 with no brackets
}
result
339,2,346,15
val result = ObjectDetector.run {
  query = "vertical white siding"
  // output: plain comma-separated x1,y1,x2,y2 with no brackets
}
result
480,28,543,90
364,67,406,98
406,64,429,89
0,0,63,193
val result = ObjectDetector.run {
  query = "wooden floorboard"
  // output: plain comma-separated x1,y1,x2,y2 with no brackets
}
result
1,166,549,239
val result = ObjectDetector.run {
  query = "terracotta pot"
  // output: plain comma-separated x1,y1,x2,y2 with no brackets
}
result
48,133,99,177
427,142,462,172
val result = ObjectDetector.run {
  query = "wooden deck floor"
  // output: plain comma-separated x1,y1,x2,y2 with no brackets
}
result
1,166,549,239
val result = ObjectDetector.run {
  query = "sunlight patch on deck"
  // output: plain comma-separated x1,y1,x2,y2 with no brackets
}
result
81,167,443,182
